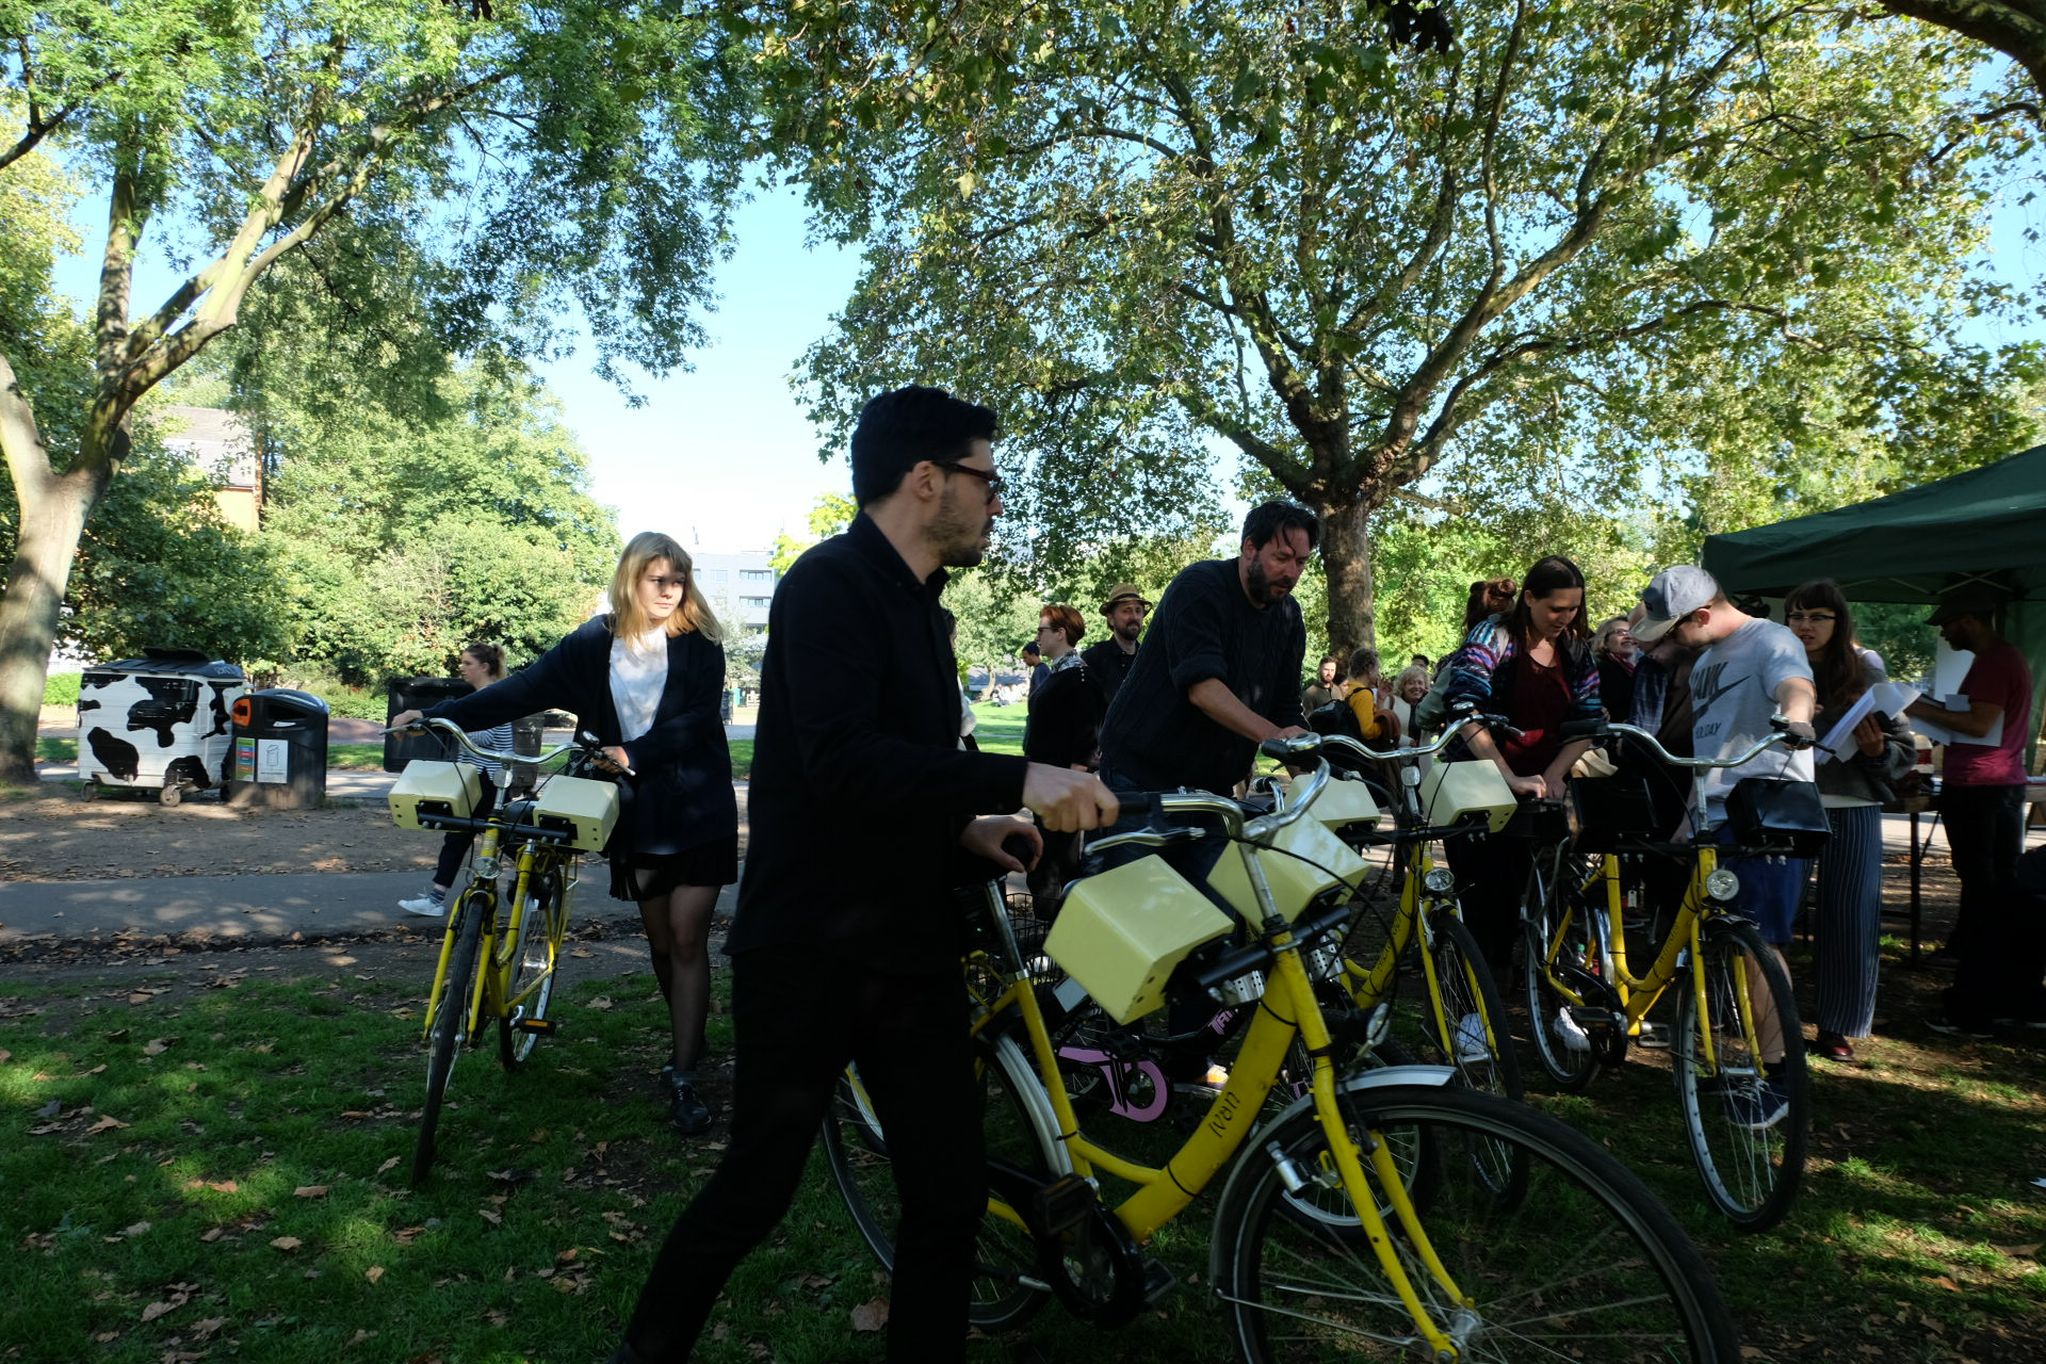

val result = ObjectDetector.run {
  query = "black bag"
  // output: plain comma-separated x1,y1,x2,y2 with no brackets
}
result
1308,698,1362,740
1724,778,1829,857
1567,776,1661,853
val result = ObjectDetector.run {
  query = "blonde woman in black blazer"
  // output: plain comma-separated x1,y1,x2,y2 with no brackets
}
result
396,532,737,1134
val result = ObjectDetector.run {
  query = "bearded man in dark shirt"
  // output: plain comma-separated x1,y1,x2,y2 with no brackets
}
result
608,385,1118,1364
1097,501,1317,797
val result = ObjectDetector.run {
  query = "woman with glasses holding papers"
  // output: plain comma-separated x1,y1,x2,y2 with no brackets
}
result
1786,580,1915,1060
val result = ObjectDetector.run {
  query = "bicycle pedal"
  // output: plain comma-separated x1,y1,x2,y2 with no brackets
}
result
1033,1174,1098,1237
513,1017,557,1035
1140,1256,1177,1306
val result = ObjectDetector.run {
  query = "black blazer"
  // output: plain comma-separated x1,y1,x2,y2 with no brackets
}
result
423,616,737,858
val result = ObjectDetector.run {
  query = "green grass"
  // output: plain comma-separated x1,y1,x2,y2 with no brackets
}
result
5,938,2044,1363
968,699,1025,756
44,672,81,706
37,737,75,763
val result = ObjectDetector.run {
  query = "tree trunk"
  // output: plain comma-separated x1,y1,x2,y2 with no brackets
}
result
1317,498,1375,663
0,471,98,783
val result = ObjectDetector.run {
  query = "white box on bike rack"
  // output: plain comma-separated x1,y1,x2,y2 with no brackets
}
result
388,760,483,830
1044,857,1234,1026
1417,759,1518,834
1313,775,1383,833
532,775,620,852
1205,817,1370,924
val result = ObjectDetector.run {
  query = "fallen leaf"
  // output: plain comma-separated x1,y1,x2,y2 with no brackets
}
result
186,1178,238,1193
270,1235,303,1252
365,1265,385,1284
119,1220,152,1238
139,1300,179,1323
1932,1274,1961,1292
198,1227,225,1243
85,1114,129,1134
143,1038,170,1056
346,1328,376,1345
94,1332,119,1344
0,1048,10,1063
376,1156,400,1176
587,995,614,1011
478,1208,503,1225
128,993,152,1005
293,1185,329,1199
850,1297,890,1332
1998,1242,2041,1258
191,1318,228,1341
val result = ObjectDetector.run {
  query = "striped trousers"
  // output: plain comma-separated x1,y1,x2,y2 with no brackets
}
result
1812,804,1883,1038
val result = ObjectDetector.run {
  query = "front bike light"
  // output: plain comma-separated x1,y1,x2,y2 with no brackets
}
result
1423,868,1455,896
1705,868,1740,903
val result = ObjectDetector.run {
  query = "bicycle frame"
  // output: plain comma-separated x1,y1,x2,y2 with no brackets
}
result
968,756,1483,1357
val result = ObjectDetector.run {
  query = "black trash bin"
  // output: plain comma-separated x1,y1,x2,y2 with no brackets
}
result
225,689,330,807
383,676,472,772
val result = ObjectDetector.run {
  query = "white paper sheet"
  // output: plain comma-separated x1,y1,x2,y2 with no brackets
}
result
1818,682,1920,763
1932,641,1976,703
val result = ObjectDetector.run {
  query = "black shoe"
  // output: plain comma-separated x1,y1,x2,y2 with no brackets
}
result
669,1078,712,1135
1814,1031,1855,1061
657,1056,676,1093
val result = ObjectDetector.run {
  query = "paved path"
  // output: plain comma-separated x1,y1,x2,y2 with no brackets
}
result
0,869,740,945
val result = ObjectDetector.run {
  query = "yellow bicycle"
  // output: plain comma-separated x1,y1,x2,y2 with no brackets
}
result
825,734,1742,1361
387,718,622,1185
1521,716,1816,1231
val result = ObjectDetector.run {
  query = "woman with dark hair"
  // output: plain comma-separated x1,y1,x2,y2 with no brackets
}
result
1785,578,1913,1060
393,531,738,1135
1441,555,1602,984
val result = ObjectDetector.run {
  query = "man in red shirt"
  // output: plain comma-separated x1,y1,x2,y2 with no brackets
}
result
1907,587,2037,1034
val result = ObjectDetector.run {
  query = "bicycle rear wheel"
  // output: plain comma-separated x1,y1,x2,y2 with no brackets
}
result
1522,846,1603,1094
413,891,485,1186
821,1034,1057,1331
1672,917,1809,1231
1214,1083,1741,1363
498,869,563,1069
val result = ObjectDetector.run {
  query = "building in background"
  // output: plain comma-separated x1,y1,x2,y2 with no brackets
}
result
691,549,779,630
159,405,262,531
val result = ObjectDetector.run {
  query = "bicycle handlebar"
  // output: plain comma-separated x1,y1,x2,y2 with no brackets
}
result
1312,708,1511,766
1556,716,1807,772
384,717,632,778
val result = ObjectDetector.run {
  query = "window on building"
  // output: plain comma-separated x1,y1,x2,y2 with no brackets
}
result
741,568,774,583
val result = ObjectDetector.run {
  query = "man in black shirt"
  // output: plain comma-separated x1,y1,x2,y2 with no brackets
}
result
1080,582,1149,710
610,386,1117,1364
1097,501,1316,797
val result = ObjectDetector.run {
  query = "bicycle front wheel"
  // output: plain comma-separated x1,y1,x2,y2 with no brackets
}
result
1672,917,1809,1231
821,1034,1057,1332
1418,910,1523,1102
1213,1082,1741,1363
413,891,485,1186
1522,846,1602,1094
498,869,563,1069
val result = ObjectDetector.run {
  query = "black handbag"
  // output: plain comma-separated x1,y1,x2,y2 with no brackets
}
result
1724,778,1830,857
1567,776,1661,853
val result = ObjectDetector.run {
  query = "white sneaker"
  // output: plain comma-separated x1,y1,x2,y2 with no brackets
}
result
1552,1008,1591,1054
1454,1012,1491,1063
399,893,446,918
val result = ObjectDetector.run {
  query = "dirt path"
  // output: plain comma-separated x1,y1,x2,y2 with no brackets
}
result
0,792,434,881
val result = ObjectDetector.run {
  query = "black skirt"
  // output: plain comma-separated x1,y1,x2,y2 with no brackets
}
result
608,837,739,902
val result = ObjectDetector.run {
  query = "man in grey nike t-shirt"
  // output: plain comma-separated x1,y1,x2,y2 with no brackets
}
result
1633,566,1816,1130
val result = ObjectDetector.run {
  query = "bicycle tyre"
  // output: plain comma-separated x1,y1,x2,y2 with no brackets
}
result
413,890,485,1186
1522,845,1602,1094
1672,917,1809,1232
1213,1082,1742,1364
498,869,562,1069
821,1034,1058,1331
1418,910,1524,1102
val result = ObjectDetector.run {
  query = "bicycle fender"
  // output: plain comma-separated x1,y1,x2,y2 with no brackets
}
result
1205,1066,1454,1288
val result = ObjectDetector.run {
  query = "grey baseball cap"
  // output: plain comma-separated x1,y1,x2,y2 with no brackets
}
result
1633,566,1720,646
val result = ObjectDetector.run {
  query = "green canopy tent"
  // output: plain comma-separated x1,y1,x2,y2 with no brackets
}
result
1700,443,2046,763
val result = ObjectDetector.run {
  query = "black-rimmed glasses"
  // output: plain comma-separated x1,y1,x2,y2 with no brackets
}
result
937,461,1004,503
